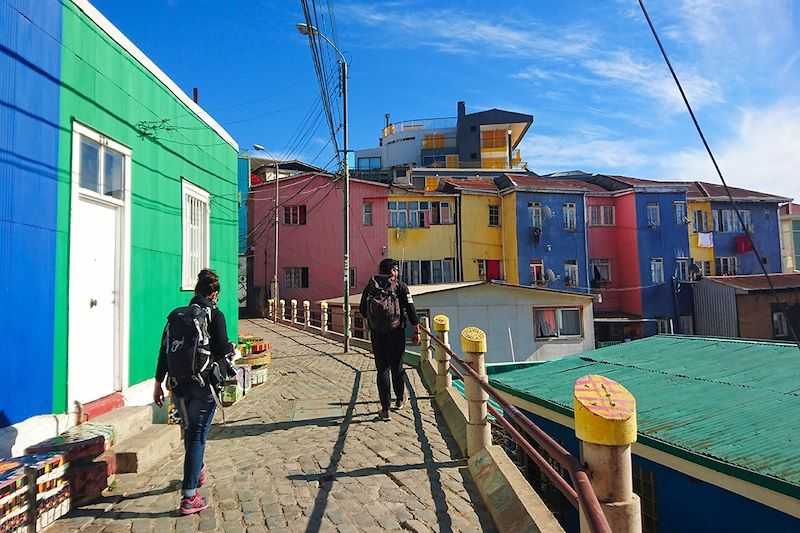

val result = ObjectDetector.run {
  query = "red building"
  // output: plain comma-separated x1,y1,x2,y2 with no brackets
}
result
247,172,389,310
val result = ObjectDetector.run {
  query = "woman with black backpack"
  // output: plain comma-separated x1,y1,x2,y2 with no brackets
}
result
153,268,235,515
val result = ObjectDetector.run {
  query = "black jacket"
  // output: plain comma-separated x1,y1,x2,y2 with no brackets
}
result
155,295,232,382
359,275,419,329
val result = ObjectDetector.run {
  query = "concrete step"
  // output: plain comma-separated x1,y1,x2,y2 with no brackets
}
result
92,405,153,444
114,425,182,474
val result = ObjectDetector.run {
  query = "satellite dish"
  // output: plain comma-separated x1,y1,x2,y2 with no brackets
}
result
545,268,557,282
543,205,553,219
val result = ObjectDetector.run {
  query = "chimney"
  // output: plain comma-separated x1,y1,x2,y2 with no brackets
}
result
193,87,198,103
457,100,466,118
385,113,390,128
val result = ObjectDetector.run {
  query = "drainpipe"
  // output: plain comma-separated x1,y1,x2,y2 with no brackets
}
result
456,195,463,281
583,193,591,294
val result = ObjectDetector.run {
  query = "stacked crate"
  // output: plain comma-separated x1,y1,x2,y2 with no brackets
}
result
238,334,271,387
25,423,115,507
0,461,28,533
22,454,69,532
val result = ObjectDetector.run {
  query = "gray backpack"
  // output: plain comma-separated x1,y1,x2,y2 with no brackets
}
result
365,277,401,332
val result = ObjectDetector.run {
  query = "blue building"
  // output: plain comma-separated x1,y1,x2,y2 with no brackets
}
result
496,175,593,293
489,336,800,532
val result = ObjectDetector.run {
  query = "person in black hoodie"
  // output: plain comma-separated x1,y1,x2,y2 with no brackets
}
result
153,269,234,515
359,258,419,420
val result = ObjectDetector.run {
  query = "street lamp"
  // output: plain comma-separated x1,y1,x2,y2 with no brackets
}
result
253,144,280,323
296,22,351,352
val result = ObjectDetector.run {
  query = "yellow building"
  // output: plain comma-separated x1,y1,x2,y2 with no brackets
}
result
387,187,458,284
687,199,714,275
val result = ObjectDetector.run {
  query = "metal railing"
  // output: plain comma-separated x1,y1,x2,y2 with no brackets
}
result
418,323,613,533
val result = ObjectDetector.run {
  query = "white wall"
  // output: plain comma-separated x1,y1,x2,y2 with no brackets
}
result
415,284,594,363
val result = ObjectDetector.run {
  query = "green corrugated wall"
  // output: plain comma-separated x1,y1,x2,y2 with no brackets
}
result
53,1,238,413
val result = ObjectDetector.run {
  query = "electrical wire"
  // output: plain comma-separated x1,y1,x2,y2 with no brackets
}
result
637,0,800,350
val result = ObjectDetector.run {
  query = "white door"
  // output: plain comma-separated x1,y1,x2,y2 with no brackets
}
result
68,195,119,404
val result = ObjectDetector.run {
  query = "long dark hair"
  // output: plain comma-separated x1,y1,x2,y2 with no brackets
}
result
195,268,220,297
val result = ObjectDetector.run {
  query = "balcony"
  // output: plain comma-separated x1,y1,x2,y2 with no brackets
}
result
382,116,457,138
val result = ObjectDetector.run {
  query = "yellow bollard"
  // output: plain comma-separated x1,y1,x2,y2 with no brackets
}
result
574,374,641,533
433,315,451,393
461,327,491,456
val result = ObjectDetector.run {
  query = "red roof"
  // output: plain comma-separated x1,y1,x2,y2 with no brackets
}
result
439,177,498,191
688,181,790,202
510,175,594,191
707,273,800,291
779,203,800,215
604,175,663,186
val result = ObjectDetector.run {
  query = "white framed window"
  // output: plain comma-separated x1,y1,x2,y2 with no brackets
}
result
362,202,373,226
563,203,577,230
399,259,454,285
284,267,309,288
477,259,487,281
673,202,687,224
389,201,450,228
692,210,709,233
534,307,582,339
646,203,660,227
715,256,737,275
590,259,611,283
675,258,689,281
694,260,711,277
530,259,545,285
589,205,615,226
489,205,500,227
651,258,664,283
564,261,578,287
773,312,788,337
73,123,129,204
182,180,210,290
283,205,306,225
528,202,543,228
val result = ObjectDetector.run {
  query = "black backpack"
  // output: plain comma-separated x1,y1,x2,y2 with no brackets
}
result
163,303,212,387
365,277,402,332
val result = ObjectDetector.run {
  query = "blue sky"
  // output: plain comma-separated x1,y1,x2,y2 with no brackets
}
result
91,0,800,201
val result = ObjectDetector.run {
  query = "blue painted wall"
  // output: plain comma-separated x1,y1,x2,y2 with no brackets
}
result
636,191,690,336
711,201,782,275
513,409,798,533
515,191,589,292
0,1,62,426
237,157,249,254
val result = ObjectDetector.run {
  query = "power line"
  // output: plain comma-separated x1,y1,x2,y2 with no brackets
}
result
637,0,800,350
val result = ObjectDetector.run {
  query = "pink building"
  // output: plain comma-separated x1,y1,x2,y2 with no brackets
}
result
248,172,389,309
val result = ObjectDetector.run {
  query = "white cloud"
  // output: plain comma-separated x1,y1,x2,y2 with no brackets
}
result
583,50,723,113
661,99,800,201
339,2,596,59
521,128,650,173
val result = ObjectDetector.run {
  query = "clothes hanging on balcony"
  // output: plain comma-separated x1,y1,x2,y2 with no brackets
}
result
735,234,754,254
698,232,714,248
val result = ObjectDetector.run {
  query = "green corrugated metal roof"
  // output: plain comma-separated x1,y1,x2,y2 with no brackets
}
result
488,335,800,498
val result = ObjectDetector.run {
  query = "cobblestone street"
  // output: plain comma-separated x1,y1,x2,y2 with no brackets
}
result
50,320,496,532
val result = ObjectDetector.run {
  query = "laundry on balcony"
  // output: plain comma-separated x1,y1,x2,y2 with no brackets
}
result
735,234,754,254
698,232,714,248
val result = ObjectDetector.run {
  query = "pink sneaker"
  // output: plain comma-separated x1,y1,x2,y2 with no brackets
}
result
198,465,207,487
179,494,209,515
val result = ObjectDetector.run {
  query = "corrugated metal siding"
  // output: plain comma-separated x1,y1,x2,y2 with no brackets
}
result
490,335,800,496
0,1,62,426
693,278,738,337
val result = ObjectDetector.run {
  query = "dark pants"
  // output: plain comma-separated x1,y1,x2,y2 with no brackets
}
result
371,327,406,412
175,382,217,497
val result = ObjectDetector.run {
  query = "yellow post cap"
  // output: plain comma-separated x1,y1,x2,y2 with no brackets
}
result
433,314,450,331
320,301,328,308
303,300,310,308
461,326,487,353
574,374,637,446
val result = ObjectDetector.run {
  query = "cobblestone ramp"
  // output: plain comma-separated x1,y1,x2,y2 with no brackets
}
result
50,320,497,533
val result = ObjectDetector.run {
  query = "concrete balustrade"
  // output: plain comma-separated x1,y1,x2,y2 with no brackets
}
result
419,316,432,364
320,302,328,332
267,298,275,320
574,374,641,533
303,300,310,327
279,299,286,321
433,315,452,393
290,299,298,323
461,326,491,456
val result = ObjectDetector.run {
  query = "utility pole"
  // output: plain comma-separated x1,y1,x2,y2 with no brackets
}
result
342,59,350,352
